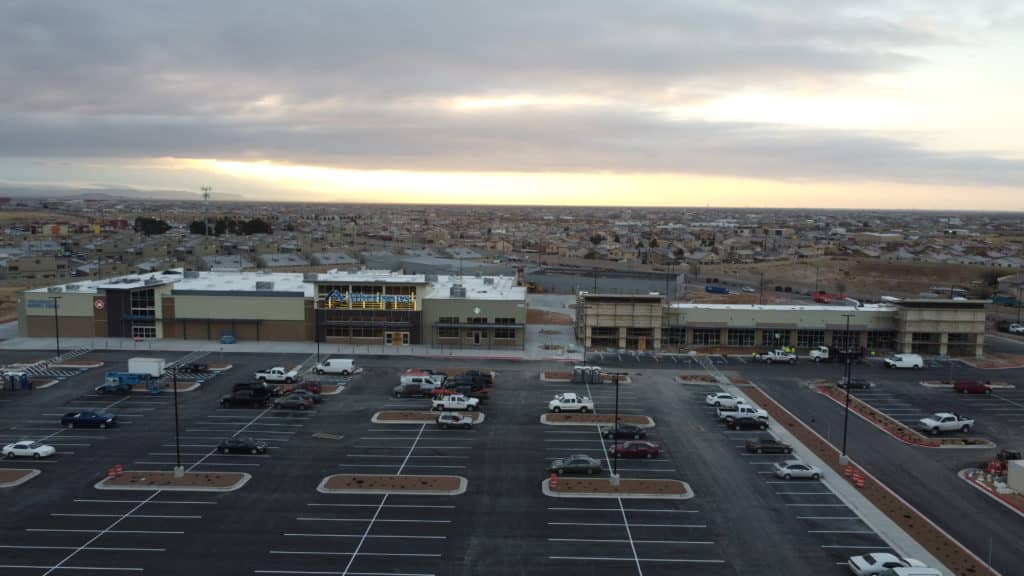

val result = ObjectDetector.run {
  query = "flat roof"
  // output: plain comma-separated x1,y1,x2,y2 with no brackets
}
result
173,271,312,297
316,270,428,285
669,303,897,312
26,269,186,294
423,275,526,301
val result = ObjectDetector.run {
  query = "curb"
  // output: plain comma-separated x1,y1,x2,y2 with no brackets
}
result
206,364,233,372
540,414,655,427
31,379,60,390
815,387,995,449
541,478,693,500
50,362,103,369
958,469,1024,520
94,471,251,492
0,468,41,488
319,383,347,396
318,474,467,496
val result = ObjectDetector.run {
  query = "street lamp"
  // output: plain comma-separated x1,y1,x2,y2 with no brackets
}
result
48,296,62,358
839,313,855,466
172,366,184,478
611,372,621,485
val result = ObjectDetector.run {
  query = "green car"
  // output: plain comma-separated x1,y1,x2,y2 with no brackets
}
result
549,454,603,475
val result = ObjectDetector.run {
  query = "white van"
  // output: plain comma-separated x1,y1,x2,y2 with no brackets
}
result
884,353,924,369
315,358,356,375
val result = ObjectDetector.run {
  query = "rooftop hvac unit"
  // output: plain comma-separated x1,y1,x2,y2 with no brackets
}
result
303,273,318,282
483,277,494,285
47,286,63,293
144,278,162,286
255,281,275,290
184,271,200,279
450,284,467,298
425,273,438,282
65,284,79,291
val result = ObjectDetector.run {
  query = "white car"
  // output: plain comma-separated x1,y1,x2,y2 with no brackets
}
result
773,459,821,480
1010,323,1024,334
848,552,927,575
3,441,56,459
705,392,745,408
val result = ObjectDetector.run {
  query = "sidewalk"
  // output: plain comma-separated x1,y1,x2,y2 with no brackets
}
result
0,335,584,363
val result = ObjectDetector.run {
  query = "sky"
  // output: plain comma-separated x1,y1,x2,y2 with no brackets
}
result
1,1,1023,209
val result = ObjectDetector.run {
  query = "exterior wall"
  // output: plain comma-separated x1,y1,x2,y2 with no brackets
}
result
21,290,96,337
576,294,664,351
172,294,305,321
25,315,96,338
421,298,526,349
895,301,987,357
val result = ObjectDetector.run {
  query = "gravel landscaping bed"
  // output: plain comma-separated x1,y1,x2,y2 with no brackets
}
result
543,477,692,499
318,474,466,495
95,470,251,492
676,373,721,384
541,413,654,426
816,385,993,448
372,410,485,424
746,385,999,576
0,468,41,488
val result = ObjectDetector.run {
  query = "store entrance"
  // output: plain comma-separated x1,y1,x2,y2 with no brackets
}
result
385,332,409,346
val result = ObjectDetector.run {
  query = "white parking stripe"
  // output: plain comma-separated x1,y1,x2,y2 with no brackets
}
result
51,513,201,519
796,516,859,520
272,551,441,557
549,556,724,564
0,545,165,552
74,499,215,505
0,565,143,572
256,571,434,576
547,507,698,513
28,528,184,535
549,522,706,528
299,517,450,524
306,504,455,509
549,538,713,545
284,533,446,539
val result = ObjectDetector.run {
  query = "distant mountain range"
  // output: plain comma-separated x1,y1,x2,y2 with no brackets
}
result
0,183,247,202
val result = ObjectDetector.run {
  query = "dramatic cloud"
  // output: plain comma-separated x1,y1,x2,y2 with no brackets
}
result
0,0,1021,196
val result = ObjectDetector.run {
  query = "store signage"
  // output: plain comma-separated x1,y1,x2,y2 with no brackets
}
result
27,300,56,309
325,289,412,304
95,299,106,310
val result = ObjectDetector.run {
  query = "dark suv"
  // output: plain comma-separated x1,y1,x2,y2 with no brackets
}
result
392,383,436,398
745,435,793,454
837,377,871,389
600,423,648,440
220,389,270,408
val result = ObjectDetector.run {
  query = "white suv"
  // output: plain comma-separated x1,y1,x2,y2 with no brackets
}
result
1009,323,1024,334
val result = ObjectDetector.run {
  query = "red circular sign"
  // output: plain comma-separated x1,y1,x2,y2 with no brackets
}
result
94,299,105,310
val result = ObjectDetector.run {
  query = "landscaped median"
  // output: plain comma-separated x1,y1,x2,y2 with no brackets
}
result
0,468,41,488
540,413,655,427
540,371,632,384
815,384,994,449
542,477,693,499
745,385,1000,576
676,373,721,385
372,410,486,424
94,470,251,492
318,474,467,496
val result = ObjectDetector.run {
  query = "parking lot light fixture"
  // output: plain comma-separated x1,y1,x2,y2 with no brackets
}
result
840,313,854,466
612,372,620,479
48,296,62,358
172,367,184,478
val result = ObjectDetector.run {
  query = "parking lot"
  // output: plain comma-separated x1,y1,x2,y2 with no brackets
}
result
2,350,1018,575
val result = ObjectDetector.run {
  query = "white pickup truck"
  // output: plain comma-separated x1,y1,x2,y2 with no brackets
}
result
919,412,974,434
717,404,768,423
757,349,797,364
548,392,594,413
254,366,300,384
432,394,480,412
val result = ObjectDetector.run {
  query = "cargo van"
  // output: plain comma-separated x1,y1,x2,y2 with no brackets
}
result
315,358,356,375
883,353,924,369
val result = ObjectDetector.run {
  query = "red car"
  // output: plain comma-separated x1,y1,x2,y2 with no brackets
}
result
273,381,322,396
607,441,660,459
954,380,991,394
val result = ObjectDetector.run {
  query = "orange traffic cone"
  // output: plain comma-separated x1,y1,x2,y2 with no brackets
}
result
844,464,853,477
115,464,124,477
107,467,117,479
550,472,558,489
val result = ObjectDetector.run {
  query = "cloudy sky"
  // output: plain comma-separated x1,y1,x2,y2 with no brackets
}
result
2,1,1023,209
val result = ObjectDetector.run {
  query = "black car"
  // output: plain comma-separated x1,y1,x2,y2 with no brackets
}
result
288,389,322,404
220,390,270,408
218,437,267,454
232,381,273,397
600,423,648,440
745,434,793,454
729,416,768,431
181,362,209,374
838,377,871,389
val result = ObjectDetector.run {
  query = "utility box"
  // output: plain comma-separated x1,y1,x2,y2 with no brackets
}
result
128,357,165,378
1009,460,1024,494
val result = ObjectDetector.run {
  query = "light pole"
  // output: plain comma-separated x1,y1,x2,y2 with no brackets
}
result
611,372,621,484
840,313,855,466
172,366,183,478
48,296,62,358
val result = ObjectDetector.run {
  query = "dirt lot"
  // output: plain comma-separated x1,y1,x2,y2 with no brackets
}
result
527,308,573,325
700,257,999,299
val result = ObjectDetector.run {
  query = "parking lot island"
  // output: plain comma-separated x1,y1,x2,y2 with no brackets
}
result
372,410,486,424
0,468,41,488
541,413,655,427
542,477,693,499
95,470,251,492
816,384,996,448
318,474,467,496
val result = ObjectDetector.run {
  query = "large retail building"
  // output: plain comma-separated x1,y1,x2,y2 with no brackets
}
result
576,292,987,357
19,269,527,349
